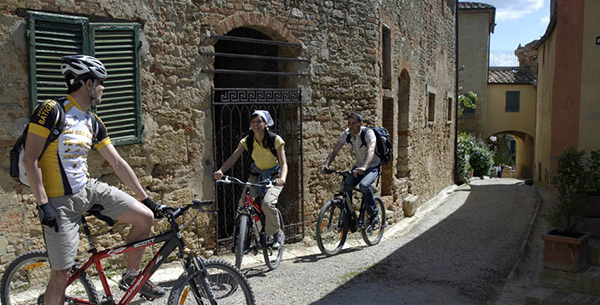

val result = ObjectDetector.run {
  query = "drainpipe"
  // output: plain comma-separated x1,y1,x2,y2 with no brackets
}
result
454,0,459,184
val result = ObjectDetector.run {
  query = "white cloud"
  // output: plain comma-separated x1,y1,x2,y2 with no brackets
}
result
540,15,550,24
478,0,545,21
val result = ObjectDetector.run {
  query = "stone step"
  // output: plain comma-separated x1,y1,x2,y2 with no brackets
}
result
538,265,600,297
526,288,600,305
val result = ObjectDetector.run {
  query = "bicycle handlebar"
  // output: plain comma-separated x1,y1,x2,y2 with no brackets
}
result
216,175,274,188
323,168,354,177
161,199,215,220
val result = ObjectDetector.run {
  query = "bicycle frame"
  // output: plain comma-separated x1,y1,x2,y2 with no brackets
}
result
67,203,208,305
332,172,368,230
233,184,266,253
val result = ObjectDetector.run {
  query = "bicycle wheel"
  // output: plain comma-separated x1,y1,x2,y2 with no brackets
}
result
235,214,251,269
0,250,99,305
263,210,284,270
168,258,255,305
361,197,386,246
316,199,348,256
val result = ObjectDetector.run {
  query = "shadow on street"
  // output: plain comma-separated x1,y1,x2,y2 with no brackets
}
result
310,180,537,305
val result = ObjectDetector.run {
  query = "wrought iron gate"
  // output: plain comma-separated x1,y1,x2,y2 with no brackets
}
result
212,88,303,253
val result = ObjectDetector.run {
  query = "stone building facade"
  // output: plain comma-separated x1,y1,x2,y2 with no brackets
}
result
0,0,457,270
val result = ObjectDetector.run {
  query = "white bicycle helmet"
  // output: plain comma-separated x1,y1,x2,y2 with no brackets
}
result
61,55,108,86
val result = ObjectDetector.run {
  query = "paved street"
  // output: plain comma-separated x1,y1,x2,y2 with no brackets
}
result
118,178,541,304
236,178,539,304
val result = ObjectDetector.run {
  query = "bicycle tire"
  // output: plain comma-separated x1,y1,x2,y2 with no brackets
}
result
0,250,99,305
168,258,255,305
316,199,349,256
361,197,386,246
235,214,250,269
263,210,284,270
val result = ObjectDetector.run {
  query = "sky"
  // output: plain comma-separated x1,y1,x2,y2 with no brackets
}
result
461,0,551,66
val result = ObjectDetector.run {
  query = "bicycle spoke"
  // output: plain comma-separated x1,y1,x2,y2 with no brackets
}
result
168,259,255,305
1,251,98,305
361,198,386,246
316,201,348,256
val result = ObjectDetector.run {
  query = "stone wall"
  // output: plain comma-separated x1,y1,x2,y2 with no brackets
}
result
0,0,456,272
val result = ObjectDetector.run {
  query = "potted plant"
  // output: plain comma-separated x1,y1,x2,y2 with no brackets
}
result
582,150,600,216
542,147,591,272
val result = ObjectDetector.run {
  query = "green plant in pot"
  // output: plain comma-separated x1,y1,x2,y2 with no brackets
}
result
548,148,589,235
543,147,592,272
586,149,600,195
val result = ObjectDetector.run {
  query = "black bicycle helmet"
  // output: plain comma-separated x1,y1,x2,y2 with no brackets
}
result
61,55,108,86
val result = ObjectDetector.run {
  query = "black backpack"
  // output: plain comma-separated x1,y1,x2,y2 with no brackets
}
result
346,126,392,167
245,129,278,158
10,98,98,186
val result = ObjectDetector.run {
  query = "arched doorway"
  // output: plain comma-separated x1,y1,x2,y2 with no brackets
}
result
209,27,305,252
397,69,410,179
488,131,534,179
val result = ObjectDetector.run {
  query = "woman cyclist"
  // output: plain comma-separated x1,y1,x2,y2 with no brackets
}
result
213,110,287,249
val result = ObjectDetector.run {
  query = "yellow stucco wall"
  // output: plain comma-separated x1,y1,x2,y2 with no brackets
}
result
458,9,493,136
534,34,556,188
486,84,536,138
580,0,600,152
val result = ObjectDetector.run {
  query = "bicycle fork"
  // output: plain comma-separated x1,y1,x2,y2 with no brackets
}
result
182,255,219,305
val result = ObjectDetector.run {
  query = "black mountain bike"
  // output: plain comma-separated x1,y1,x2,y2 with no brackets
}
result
217,175,284,270
0,200,255,305
316,169,386,256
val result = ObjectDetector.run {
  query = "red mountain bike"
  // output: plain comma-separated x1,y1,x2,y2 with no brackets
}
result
0,200,255,305
217,175,284,270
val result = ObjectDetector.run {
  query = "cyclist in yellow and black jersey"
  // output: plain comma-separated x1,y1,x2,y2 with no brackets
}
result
29,95,110,197
23,55,166,305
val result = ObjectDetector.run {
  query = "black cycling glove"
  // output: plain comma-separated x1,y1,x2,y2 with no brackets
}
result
37,203,59,232
142,197,164,219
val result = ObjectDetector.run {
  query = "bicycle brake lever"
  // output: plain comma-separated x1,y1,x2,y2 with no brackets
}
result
199,209,218,215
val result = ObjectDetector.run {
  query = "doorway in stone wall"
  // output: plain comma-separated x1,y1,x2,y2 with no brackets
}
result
382,98,394,196
204,27,307,253
397,69,411,181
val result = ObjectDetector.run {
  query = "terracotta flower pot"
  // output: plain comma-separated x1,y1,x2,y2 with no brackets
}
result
542,230,590,272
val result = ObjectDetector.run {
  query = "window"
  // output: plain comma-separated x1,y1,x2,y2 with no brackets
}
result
26,11,143,146
447,95,453,122
427,85,436,123
505,91,520,112
382,24,392,89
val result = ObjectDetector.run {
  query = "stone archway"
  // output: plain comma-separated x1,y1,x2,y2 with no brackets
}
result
488,130,534,179
213,12,300,45
208,21,305,252
397,69,410,179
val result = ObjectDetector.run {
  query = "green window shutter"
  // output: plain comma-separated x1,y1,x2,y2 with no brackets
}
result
91,23,142,145
27,11,143,146
26,12,89,111
505,91,520,112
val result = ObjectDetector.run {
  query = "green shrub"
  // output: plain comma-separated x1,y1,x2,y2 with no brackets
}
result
456,133,472,182
456,132,494,182
550,147,600,235
470,145,494,177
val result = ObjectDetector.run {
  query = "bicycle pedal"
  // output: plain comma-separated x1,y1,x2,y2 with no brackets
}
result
140,295,159,301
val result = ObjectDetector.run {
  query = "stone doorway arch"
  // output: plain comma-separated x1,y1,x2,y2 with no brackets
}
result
397,69,411,180
209,24,305,253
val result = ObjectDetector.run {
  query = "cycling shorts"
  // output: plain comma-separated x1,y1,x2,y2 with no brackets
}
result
43,179,136,270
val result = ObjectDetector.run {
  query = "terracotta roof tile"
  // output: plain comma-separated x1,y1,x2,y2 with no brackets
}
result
488,67,537,84
458,2,495,10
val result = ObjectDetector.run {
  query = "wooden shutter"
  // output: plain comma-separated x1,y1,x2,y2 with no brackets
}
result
26,12,89,110
91,24,142,145
505,91,520,112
